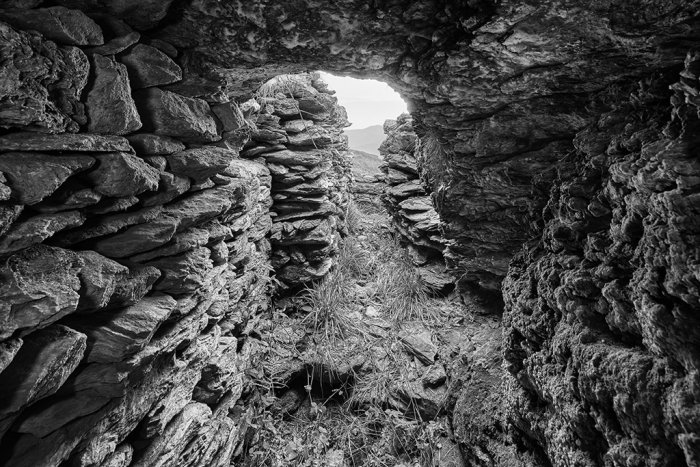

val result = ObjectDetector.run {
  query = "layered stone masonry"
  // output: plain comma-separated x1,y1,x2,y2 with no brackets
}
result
380,114,452,293
0,8,341,467
243,73,351,289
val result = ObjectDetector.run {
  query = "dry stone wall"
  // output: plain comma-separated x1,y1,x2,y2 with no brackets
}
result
0,7,348,466
243,74,352,289
380,114,452,293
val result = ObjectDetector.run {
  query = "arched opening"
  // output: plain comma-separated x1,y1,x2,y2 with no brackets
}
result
0,2,698,467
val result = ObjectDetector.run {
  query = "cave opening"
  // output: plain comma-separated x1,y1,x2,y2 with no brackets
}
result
0,2,697,467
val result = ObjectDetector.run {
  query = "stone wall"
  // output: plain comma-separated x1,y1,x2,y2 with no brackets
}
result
380,114,452,293
1,2,699,467
0,7,348,466
243,74,351,289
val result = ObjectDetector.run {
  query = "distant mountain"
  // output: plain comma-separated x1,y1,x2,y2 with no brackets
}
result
344,125,385,155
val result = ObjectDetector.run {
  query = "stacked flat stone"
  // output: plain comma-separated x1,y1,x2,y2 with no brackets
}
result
0,9,273,467
242,73,352,288
379,115,452,292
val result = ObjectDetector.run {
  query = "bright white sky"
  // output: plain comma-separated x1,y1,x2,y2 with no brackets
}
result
319,72,407,129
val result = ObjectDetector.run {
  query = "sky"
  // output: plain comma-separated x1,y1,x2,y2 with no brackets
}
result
319,72,407,130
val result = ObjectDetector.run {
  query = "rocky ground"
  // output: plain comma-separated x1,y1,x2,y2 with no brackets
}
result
240,184,492,467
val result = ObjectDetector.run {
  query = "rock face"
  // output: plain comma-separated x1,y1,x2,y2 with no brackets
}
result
0,11,278,465
0,2,699,467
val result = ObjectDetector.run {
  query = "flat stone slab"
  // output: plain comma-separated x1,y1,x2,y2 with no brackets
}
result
0,152,95,205
0,6,103,46
126,133,185,155
0,133,133,152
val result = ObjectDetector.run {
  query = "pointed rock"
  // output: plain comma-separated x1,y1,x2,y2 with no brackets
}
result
86,152,160,197
85,54,142,135
120,43,182,89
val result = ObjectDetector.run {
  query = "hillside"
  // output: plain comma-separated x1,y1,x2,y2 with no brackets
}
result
344,125,384,155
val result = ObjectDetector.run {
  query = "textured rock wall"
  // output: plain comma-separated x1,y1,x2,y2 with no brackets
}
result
243,73,352,289
1,1,699,467
379,114,452,292
0,8,301,466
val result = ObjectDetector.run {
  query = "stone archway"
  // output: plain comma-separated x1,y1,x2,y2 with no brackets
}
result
0,1,699,466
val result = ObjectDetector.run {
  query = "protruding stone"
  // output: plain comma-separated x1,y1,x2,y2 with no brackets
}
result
74,294,176,363
120,43,183,89
0,338,23,374
106,264,161,310
0,325,87,434
0,211,84,255
126,133,185,155
135,88,220,143
0,132,133,152
146,247,213,294
84,31,140,56
141,172,191,207
0,7,103,46
75,251,129,313
85,54,142,135
0,152,95,205
86,152,160,197
0,23,90,133
167,147,236,183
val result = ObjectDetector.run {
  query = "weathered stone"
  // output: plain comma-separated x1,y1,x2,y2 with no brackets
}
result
86,152,160,197
52,206,162,246
120,43,182,89
54,0,176,31
75,251,129,313
0,23,89,133
0,132,132,152
93,216,178,258
126,133,185,155
34,188,103,214
0,211,84,255
73,294,176,363
146,247,213,294
0,204,23,238
85,54,142,135
167,147,236,183
0,246,83,339
140,172,191,207
84,31,139,55
100,444,134,467
0,7,103,46
134,88,220,143
106,263,161,310
0,325,86,437
399,327,437,365
0,152,95,205
283,119,314,133
0,338,23,374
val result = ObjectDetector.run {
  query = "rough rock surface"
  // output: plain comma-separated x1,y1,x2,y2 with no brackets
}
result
380,115,453,293
0,2,698,467
243,73,351,288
